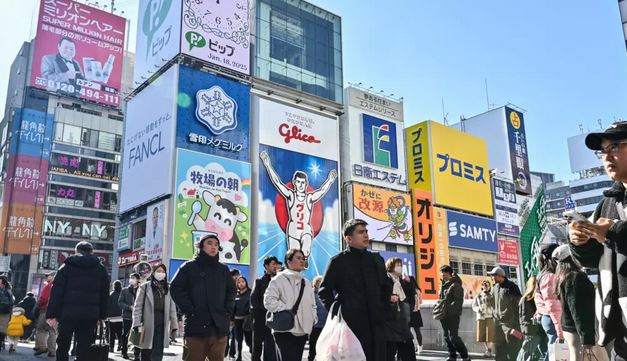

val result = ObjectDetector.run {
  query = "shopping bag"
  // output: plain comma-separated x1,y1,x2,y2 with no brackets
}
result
316,303,366,361
87,322,109,361
549,341,570,361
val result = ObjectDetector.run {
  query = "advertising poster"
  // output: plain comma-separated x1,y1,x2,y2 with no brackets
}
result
446,210,498,253
405,122,432,191
176,66,250,161
117,224,130,251
520,187,546,281
433,206,449,283
9,108,53,159
411,189,438,300
258,144,339,280
498,239,520,265
0,203,44,255
347,87,404,122
493,178,519,237
30,0,126,107
506,107,531,195
173,149,251,264
134,0,182,86
378,251,416,277
352,183,413,245
460,275,492,300
120,65,177,213
145,200,166,262
181,0,250,74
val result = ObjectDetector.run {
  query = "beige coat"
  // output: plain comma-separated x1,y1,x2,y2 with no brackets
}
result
131,282,177,350
264,269,317,336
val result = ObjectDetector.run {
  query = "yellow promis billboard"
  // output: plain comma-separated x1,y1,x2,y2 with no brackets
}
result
430,121,493,216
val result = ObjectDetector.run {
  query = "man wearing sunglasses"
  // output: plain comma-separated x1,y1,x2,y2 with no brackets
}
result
568,121,627,360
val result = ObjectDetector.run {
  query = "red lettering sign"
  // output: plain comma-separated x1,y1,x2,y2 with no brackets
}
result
278,123,321,144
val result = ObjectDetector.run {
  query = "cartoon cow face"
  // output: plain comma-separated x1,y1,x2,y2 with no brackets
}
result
200,191,247,242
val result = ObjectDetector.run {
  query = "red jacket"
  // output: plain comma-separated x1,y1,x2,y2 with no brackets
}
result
38,282,52,309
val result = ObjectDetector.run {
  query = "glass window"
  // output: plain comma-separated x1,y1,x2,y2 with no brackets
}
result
462,262,472,275
62,124,81,145
474,264,484,276
98,132,116,151
450,261,459,274
81,128,99,148
132,220,146,241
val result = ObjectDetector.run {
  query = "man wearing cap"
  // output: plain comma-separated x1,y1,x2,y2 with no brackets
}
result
568,121,627,360
34,272,56,356
488,266,522,361
250,255,280,361
170,234,236,361
46,241,109,361
319,219,392,361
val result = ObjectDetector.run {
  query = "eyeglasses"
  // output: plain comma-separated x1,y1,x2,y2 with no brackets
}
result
594,141,627,157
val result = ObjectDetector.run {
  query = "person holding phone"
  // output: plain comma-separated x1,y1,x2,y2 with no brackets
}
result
488,266,523,361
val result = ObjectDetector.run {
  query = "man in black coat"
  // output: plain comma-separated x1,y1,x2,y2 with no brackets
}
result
250,256,280,361
434,265,470,361
171,234,236,361
319,219,392,361
46,241,109,361
488,266,522,361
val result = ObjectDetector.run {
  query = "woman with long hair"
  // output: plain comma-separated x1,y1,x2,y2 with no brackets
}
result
552,245,609,361
132,264,178,361
232,276,252,361
517,276,547,361
385,257,416,361
0,275,15,352
534,243,563,361
472,280,495,358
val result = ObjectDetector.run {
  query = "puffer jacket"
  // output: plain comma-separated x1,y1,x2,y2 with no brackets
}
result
7,307,32,337
434,274,464,319
264,269,317,336
534,272,563,338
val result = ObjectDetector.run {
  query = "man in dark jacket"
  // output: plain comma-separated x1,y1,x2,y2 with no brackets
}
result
171,234,236,361
488,266,522,361
434,265,470,361
569,122,627,360
107,280,123,352
46,241,109,361
250,255,280,361
319,219,392,361
118,273,140,360
17,292,36,340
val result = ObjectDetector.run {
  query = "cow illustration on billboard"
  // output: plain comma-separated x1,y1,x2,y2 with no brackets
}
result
259,150,337,265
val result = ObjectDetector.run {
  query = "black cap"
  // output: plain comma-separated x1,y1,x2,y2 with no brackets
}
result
585,121,627,150
263,256,280,266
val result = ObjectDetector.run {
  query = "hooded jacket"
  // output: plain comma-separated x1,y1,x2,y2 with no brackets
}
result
570,181,627,346
46,254,109,321
492,278,522,333
434,274,464,319
264,269,317,336
7,307,31,337
559,271,597,345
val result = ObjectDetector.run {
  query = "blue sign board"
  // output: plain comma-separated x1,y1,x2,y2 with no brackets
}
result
377,251,416,277
176,65,250,161
363,114,398,168
10,108,53,158
446,210,498,253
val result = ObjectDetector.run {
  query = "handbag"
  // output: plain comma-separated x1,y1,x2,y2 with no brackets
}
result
549,341,570,361
87,322,109,361
129,284,147,346
266,279,305,331
316,303,366,361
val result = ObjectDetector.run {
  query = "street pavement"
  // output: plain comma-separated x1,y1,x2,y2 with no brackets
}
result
1,339,496,361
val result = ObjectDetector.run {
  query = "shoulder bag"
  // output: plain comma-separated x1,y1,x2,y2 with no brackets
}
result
266,279,305,331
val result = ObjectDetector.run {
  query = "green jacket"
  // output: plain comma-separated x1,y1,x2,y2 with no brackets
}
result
434,274,464,319
492,279,521,333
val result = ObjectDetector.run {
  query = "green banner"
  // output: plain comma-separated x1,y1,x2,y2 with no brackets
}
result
520,186,546,281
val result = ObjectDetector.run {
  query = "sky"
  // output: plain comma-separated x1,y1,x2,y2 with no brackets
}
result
1,0,626,182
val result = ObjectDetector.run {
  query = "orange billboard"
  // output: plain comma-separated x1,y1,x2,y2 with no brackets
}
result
412,189,438,300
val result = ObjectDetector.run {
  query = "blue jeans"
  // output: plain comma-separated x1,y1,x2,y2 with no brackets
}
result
540,315,557,361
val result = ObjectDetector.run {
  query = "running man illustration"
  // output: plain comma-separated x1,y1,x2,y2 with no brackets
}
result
260,151,337,263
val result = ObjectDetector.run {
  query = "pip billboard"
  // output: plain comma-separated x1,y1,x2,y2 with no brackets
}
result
30,0,126,107
120,65,177,213
351,183,413,245
176,66,250,161
172,149,251,264
181,0,250,74
446,210,498,253
506,107,531,195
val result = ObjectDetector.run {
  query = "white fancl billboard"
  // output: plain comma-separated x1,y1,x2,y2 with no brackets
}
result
119,65,178,213
568,132,603,173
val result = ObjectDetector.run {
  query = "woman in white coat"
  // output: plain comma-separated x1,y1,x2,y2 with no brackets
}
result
264,248,317,360
132,264,178,361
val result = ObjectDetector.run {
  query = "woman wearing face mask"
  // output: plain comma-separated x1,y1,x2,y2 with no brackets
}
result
232,276,252,361
385,258,416,361
132,264,178,361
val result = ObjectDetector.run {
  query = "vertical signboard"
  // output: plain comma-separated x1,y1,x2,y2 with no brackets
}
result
432,205,449,292
181,0,250,74
493,178,520,236
506,107,531,194
117,224,130,251
411,189,438,300
120,65,177,213
445,210,498,253
256,97,340,280
145,200,166,263
134,0,182,86
351,184,413,245
176,66,250,161
520,187,546,281
406,123,432,191
30,0,126,107
172,149,251,264
498,239,520,265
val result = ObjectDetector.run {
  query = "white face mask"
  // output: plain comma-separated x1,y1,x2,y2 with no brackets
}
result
12,311,20,316
129,279,138,286
153,273,166,281
394,266,403,274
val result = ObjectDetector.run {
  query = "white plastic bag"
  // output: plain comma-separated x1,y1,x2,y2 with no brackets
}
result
315,304,366,361
549,341,570,361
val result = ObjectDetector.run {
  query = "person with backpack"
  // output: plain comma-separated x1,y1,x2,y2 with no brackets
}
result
534,243,563,361
0,275,15,352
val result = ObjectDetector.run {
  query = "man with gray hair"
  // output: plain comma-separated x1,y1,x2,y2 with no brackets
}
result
47,241,109,361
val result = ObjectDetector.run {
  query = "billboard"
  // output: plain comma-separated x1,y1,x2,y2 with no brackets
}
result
430,121,493,216
117,224,130,251
134,0,182,87
181,0,250,74
406,123,431,191
145,200,166,262
9,108,54,159
568,132,603,173
520,187,546,281
506,107,531,194
120,65,177,213
460,275,492,300
347,87,404,122
176,66,250,161
30,0,126,107
493,178,519,237
411,189,438,300
378,251,416,277
498,239,520,265
351,183,413,245
433,206,449,280
446,210,498,253
172,149,251,264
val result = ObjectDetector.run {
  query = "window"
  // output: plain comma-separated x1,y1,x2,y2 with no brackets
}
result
474,264,484,276
81,129,99,148
98,132,116,151
132,220,146,241
462,262,472,275
450,260,459,274
54,123,64,142
486,264,495,273
61,124,81,145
